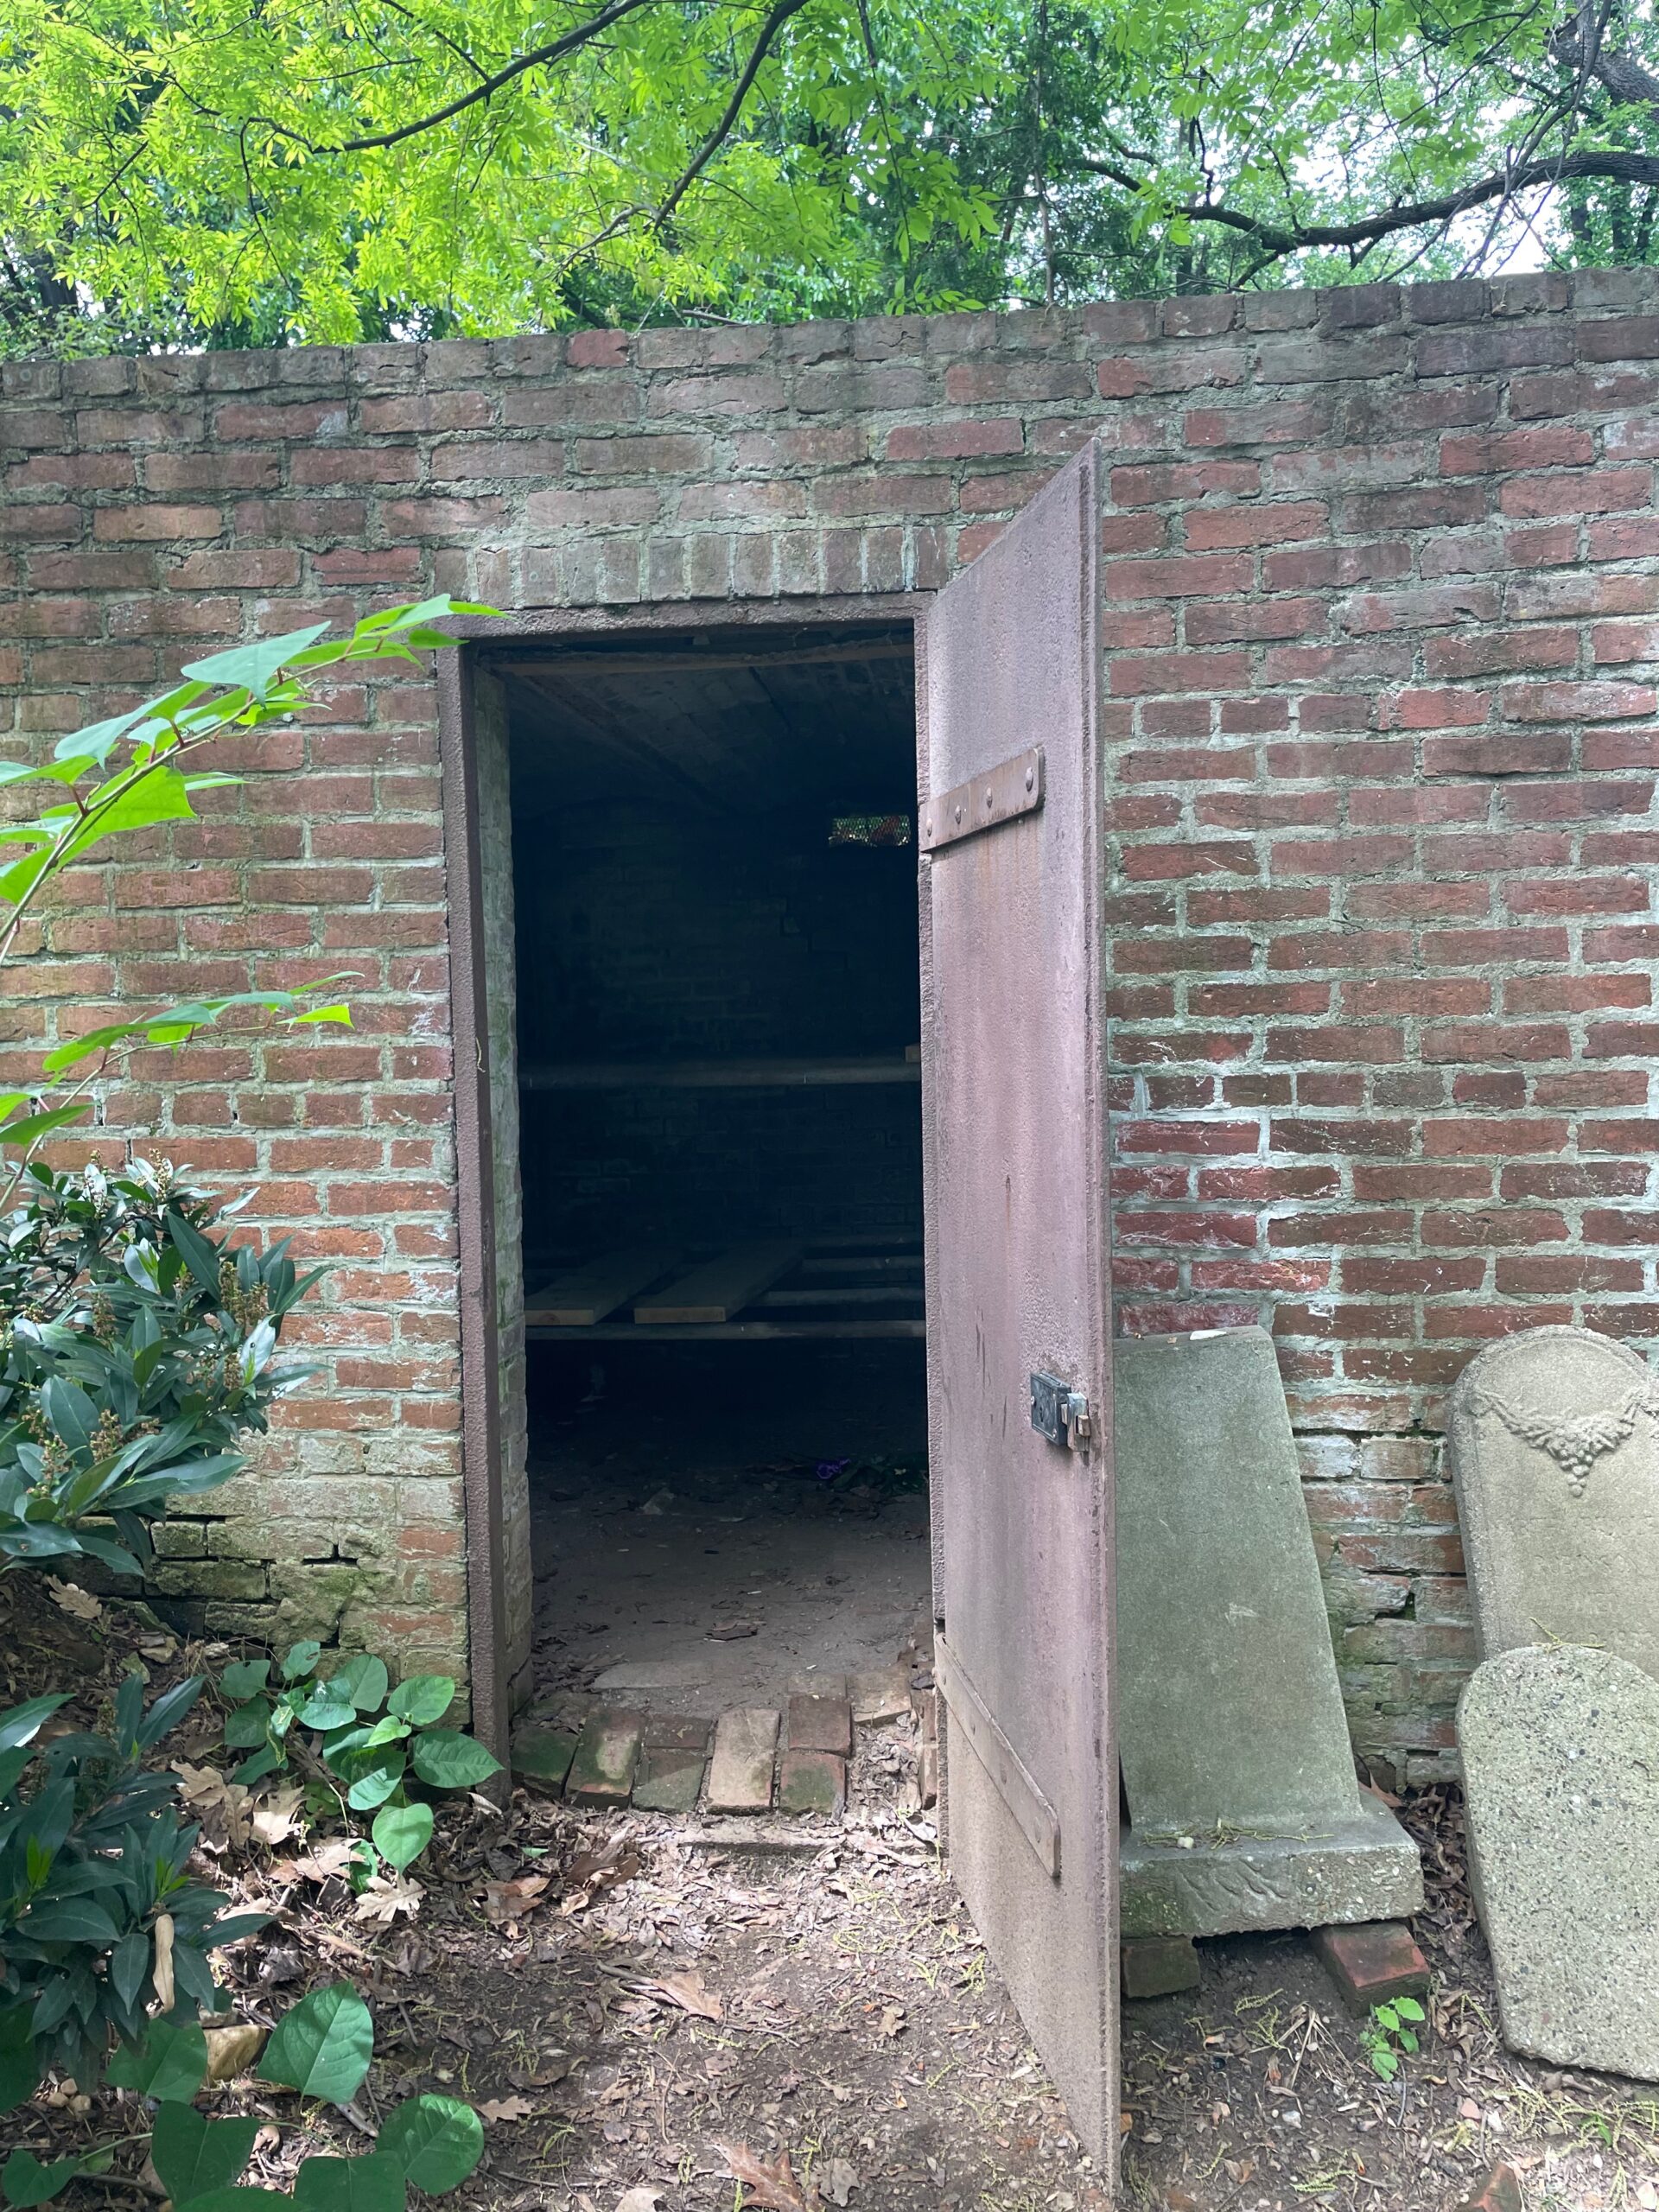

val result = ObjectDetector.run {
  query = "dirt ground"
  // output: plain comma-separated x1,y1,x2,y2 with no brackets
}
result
7,1577,1659,2212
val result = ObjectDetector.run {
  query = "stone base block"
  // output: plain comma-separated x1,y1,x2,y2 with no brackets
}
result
1119,1794,1423,1940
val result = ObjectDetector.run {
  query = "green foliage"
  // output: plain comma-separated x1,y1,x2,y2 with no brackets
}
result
0,1682,263,2103
0,1161,321,1576
1360,1994,1426,2081
257,1982,375,2105
221,1646,499,1872
0,602,487,1169
5,1990,484,2209
3,0,1659,350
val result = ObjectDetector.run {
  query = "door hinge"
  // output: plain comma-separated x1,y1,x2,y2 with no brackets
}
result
1030,1370,1091,1450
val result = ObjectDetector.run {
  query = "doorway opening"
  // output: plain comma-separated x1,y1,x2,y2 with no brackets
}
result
500,625,931,1723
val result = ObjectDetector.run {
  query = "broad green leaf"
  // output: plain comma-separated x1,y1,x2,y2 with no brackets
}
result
59,766,194,862
18,1896,121,1944
385,1676,454,1726
291,2155,404,2212
0,1103,93,1149
106,2018,209,2102
0,1695,69,1751
0,2008,39,2117
283,1641,323,1681
110,1929,150,2012
257,1982,374,2105
371,1802,432,1873
220,1659,271,1700
330,1655,389,1713
299,1688,358,1732
375,2098,484,2196
181,628,331,702
410,1730,501,1790
151,2105,262,2204
3,2152,92,2208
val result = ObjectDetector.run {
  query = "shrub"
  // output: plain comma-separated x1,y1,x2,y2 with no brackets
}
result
0,1679,264,2102
0,1160,321,1577
2,1981,484,2208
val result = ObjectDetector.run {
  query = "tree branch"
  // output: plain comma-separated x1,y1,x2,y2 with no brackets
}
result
655,0,815,226
1076,146,1659,259
251,0,664,156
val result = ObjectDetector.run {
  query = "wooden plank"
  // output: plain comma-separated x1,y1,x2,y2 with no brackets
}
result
519,1054,920,1090
935,1632,1062,1881
524,1318,925,1342
524,1245,677,1326
633,1242,804,1324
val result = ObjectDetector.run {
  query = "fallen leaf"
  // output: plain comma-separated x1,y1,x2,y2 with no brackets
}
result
280,1837,361,1884
875,2006,905,2041
479,2097,536,2126
170,1763,252,1852
354,1872,425,1923
718,2143,817,2211
561,1840,640,1915
616,2192,666,2212
823,2157,856,2207
709,1620,759,1641
203,2024,267,2083
150,1914,175,2012
647,1971,721,2021
480,1872,551,1927
50,1581,102,1622
250,1783,306,1848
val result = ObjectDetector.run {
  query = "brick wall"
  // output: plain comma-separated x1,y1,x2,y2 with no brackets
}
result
4,265,1659,1777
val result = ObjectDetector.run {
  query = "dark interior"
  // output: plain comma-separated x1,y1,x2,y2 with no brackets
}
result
498,626,931,1695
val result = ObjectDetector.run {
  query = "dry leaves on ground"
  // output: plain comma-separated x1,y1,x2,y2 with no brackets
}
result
478,2096,536,2126
719,2143,819,2211
353,1873,424,1924
250,1783,306,1849
203,2024,267,2083
171,1764,252,1852
645,1971,721,2021
50,1581,102,1622
480,1872,550,1927
561,1839,640,1914
615,2192,666,2212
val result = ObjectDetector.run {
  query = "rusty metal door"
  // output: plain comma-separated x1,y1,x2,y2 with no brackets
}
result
918,442,1117,2177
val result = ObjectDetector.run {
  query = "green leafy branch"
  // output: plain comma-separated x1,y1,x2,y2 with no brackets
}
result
0,598,492,1182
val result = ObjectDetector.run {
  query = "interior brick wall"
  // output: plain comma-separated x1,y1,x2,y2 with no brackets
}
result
514,798,923,1264
4,264,1658,1777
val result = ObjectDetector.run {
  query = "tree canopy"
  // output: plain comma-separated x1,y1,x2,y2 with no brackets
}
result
3,0,1659,351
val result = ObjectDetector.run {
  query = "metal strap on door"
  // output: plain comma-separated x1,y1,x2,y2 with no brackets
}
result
919,747,1045,855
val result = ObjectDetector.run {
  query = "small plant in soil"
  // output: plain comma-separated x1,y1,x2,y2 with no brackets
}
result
221,1645,501,1875
1,1980,484,2209
1360,1993,1427,2080
0,1675,264,2098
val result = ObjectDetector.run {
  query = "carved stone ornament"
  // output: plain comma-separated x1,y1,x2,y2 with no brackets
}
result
1473,1378,1656,1498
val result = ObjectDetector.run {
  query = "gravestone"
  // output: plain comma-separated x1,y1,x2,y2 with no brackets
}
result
1459,1643,1659,2080
1446,1326,1659,1681
1115,1326,1421,1936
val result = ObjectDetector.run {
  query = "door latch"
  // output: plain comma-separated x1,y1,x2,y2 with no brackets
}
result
1029,1370,1092,1450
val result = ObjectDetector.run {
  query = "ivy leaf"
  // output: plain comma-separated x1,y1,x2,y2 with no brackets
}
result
150,2106,262,2205
410,1732,501,1790
106,2018,209,2102
370,1802,432,1874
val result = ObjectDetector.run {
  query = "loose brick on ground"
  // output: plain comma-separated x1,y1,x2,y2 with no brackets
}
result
1313,1920,1432,2015
787,1689,853,1755
632,1745,706,1814
779,1749,847,1817
510,1726,577,1795
707,1707,780,1814
565,1712,643,1807
1121,1936,1202,1999
850,1665,912,1725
